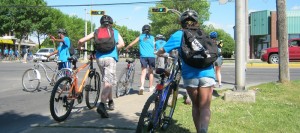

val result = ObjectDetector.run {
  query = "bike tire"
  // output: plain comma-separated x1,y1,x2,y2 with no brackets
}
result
85,72,101,109
127,68,135,95
115,68,128,98
136,93,160,133
22,68,40,92
49,77,74,122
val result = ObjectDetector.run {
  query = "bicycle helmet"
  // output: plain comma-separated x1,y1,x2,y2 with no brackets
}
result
142,24,151,32
57,28,67,35
180,9,199,24
210,31,218,39
100,15,113,25
155,34,165,40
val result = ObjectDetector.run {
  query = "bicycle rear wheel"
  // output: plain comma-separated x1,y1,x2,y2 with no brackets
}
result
85,72,101,109
22,68,41,92
115,68,128,98
136,93,160,133
50,77,74,122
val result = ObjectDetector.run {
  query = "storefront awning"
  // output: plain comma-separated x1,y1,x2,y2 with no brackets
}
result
0,39,14,45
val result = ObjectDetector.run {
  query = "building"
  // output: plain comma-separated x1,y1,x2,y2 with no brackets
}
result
249,10,300,59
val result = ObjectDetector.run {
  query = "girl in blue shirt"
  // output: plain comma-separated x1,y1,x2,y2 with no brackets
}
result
125,24,156,95
156,10,215,133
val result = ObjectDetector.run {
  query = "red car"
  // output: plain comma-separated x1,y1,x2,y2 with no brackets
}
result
261,38,300,64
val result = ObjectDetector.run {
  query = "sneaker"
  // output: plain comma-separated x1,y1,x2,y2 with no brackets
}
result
149,86,155,92
219,84,223,88
139,87,144,95
97,102,109,118
108,100,114,110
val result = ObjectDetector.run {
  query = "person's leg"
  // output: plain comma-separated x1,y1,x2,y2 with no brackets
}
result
215,66,222,86
139,57,148,94
148,57,155,91
198,86,213,132
186,87,201,131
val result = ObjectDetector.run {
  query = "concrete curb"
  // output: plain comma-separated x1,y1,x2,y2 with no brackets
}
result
247,63,300,68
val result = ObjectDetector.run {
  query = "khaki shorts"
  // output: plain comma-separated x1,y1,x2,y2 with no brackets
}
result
96,57,117,85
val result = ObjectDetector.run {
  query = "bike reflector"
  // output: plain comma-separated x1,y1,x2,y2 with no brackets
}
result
156,84,164,91
127,64,130,69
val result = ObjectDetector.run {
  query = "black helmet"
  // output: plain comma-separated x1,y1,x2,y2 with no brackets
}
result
100,15,113,25
57,28,67,35
142,24,150,32
180,9,198,24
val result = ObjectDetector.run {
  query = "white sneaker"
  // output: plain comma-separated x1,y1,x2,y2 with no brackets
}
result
149,86,155,92
139,87,144,95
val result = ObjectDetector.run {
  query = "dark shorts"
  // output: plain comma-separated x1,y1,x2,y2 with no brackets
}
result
58,61,71,70
140,57,155,69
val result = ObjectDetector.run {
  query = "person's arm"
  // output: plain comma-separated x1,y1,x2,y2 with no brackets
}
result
77,32,94,50
125,37,139,51
47,50,58,58
117,33,125,50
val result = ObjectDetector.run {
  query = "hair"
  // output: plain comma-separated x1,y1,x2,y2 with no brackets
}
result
181,20,199,29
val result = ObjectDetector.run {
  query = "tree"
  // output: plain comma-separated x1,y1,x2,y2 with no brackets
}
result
149,0,211,38
276,0,290,83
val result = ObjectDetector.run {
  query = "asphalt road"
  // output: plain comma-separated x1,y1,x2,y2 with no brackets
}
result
0,60,299,133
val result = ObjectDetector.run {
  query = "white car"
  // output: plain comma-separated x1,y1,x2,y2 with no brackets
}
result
33,48,57,62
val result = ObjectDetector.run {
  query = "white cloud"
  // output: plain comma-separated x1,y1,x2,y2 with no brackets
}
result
248,9,257,14
291,5,300,10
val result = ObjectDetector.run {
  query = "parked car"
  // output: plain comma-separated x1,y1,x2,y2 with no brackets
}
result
33,48,56,62
261,38,300,64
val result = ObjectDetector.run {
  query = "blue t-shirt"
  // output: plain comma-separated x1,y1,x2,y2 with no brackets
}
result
96,29,119,62
139,34,155,58
163,30,215,80
155,40,166,51
57,37,70,62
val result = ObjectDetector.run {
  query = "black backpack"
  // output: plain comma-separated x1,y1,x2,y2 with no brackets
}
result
181,27,218,68
94,27,116,53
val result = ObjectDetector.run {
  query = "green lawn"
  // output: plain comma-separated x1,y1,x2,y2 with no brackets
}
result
165,80,300,133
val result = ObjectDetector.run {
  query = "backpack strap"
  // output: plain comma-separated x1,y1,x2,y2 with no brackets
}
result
113,28,119,45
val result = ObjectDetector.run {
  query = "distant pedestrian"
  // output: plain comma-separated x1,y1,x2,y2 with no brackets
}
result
155,34,167,68
125,24,156,95
210,31,223,88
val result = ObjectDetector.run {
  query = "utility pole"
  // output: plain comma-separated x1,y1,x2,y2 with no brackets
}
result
90,0,94,50
84,9,88,61
234,0,246,91
276,0,290,83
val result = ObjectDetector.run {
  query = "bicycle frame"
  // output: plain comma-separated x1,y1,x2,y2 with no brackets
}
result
34,62,58,82
152,55,181,129
68,51,96,97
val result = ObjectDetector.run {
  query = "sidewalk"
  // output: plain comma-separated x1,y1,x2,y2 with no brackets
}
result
23,92,153,133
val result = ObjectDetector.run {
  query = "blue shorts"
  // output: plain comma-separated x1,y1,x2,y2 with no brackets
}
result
58,61,71,70
183,77,216,88
140,57,155,69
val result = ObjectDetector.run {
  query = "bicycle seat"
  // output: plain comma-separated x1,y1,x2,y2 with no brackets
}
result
155,68,170,77
125,58,135,63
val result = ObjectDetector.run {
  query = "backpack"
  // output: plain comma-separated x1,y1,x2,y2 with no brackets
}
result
181,28,218,68
94,27,116,53
69,42,75,56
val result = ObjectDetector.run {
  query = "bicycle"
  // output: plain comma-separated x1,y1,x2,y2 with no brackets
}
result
21,57,72,92
115,56,136,98
49,49,101,122
136,50,182,132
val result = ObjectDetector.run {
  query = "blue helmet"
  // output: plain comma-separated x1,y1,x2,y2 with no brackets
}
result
210,31,218,39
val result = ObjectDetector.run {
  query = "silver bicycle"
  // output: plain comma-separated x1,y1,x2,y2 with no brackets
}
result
22,59,72,92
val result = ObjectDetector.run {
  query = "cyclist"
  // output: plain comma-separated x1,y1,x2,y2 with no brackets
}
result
155,34,167,69
47,28,71,70
156,9,216,133
210,31,223,88
125,24,156,94
77,15,125,118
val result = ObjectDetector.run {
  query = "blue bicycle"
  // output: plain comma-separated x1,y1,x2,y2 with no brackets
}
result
136,51,181,133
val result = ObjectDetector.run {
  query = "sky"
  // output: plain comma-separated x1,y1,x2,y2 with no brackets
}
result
43,0,300,39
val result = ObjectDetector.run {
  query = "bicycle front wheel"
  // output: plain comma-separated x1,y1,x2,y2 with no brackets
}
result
85,72,101,109
50,77,74,122
22,68,41,92
136,93,160,133
115,68,129,98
